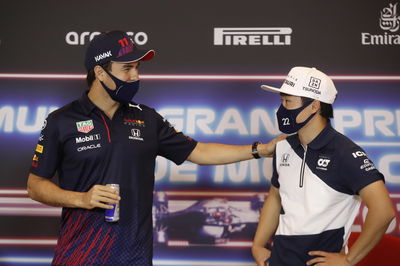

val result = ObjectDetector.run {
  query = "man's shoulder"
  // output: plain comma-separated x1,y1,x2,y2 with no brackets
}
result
329,128,363,153
47,99,80,120
127,102,154,112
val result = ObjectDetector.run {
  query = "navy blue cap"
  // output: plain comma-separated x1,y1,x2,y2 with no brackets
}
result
84,30,155,71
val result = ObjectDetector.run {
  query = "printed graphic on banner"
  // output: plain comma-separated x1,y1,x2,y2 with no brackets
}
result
361,2,400,45
65,31,149,45
153,191,264,246
214,27,292,46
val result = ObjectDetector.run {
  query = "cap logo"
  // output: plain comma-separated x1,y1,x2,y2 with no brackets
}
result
94,51,112,62
308,77,321,89
117,37,134,58
284,79,295,87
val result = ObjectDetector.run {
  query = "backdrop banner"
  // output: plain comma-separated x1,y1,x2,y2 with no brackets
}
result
0,0,399,265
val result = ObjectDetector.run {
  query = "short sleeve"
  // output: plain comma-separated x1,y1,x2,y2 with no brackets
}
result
29,113,61,179
271,150,280,188
155,111,197,165
339,146,384,195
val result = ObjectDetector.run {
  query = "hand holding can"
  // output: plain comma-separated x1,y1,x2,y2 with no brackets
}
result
105,184,120,222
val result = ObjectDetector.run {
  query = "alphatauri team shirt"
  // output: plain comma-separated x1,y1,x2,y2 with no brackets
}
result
269,124,384,266
29,93,197,265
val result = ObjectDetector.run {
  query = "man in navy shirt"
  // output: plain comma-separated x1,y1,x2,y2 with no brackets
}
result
252,66,395,266
27,31,281,265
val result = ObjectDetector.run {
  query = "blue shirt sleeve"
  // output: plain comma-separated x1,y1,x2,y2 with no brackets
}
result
339,144,384,195
29,113,61,179
155,111,197,165
271,151,280,188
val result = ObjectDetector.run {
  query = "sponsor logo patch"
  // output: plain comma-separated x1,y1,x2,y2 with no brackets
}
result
129,128,144,141
280,153,290,166
75,134,101,144
316,156,331,171
352,151,367,158
77,143,101,152
76,120,94,133
361,2,400,45
123,118,146,127
214,27,292,46
360,158,376,172
36,144,44,153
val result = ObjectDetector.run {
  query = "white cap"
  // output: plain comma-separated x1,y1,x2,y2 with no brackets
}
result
261,66,337,104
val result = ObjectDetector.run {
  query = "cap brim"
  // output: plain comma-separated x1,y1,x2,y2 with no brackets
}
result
112,49,155,64
261,85,281,94
261,84,304,98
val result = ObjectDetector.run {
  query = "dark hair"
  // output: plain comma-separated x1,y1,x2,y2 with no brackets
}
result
86,62,112,88
301,97,333,119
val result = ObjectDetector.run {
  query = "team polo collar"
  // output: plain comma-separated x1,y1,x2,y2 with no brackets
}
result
286,123,336,150
78,92,97,116
308,123,336,150
78,92,132,116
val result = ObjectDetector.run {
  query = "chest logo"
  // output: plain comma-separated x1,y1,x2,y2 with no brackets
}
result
316,157,331,171
123,118,146,127
76,120,94,133
129,128,144,141
280,153,290,166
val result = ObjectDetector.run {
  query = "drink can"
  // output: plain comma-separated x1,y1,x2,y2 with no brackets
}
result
105,184,120,222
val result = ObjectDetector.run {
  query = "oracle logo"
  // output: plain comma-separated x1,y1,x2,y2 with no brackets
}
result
65,31,149,45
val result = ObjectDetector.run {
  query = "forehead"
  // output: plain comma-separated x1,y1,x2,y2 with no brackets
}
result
280,93,301,100
112,61,139,68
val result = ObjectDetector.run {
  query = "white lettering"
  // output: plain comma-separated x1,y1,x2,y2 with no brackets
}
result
214,27,292,46
214,162,248,183
186,108,214,135
352,151,367,158
94,51,112,62
170,162,197,182
215,109,248,135
361,32,400,45
65,31,79,45
77,143,101,152
333,109,362,134
0,106,14,132
364,110,395,136
16,107,48,133
75,134,101,143
66,31,147,45
250,109,280,135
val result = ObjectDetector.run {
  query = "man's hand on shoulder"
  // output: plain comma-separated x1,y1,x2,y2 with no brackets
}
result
258,134,287,157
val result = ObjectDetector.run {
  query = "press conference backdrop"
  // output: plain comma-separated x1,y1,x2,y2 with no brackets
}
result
1,1,399,265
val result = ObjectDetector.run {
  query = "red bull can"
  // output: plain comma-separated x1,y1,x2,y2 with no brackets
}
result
105,184,120,222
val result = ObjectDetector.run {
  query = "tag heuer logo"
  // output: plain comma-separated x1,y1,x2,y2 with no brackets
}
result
76,120,94,133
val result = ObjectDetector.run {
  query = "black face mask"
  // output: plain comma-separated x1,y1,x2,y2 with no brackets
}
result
276,101,316,134
100,69,140,104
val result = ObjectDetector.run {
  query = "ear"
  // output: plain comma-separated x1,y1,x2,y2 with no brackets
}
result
311,100,321,113
94,65,106,81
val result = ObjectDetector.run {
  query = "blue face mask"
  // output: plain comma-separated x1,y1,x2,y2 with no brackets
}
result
100,69,140,104
276,101,316,134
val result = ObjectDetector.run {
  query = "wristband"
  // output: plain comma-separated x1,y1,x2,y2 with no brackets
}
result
252,141,262,159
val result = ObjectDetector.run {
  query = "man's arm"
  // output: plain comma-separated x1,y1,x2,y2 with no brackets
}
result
252,186,281,266
187,135,285,165
307,180,395,266
27,173,120,209
345,180,395,264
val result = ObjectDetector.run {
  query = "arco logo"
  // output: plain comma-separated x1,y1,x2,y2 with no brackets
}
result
65,31,149,45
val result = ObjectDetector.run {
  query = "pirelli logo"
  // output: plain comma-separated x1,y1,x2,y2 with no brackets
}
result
213,27,292,46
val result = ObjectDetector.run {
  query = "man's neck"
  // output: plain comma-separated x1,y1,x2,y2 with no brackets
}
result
88,82,120,119
297,116,327,147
